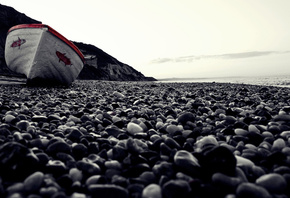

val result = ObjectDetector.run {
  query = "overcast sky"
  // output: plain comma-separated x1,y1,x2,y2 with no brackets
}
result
2,0,290,79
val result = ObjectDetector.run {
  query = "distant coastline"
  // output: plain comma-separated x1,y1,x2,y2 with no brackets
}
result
157,75,290,88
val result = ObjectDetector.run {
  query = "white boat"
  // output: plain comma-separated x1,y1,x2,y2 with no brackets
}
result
5,24,84,86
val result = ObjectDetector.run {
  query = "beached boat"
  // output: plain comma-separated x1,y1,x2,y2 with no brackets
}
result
5,24,84,86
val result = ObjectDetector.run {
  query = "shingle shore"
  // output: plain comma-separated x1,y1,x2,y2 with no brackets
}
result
0,81,290,198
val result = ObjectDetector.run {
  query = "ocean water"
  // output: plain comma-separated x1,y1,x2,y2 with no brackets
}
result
158,75,290,88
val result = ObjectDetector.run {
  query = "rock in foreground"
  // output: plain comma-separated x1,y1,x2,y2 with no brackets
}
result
0,81,289,198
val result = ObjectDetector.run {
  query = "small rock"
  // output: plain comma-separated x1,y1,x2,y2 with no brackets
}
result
273,114,290,122
236,182,271,198
162,179,191,198
77,160,101,175
256,173,287,194
236,155,255,168
248,124,260,133
113,91,125,99
195,135,218,152
72,143,88,159
46,160,67,174
142,184,162,198
152,162,175,178
66,129,84,142
177,112,195,125
31,115,47,123
201,146,237,176
105,160,122,170
127,122,143,135
271,138,286,151
4,114,16,123
234,128,249,136
166,124,181,135
69,167,83,182
23,171,44,193
224,116,237,124
174,150,200,176
16,120,30,131
86,175,107,186
212,172,242,191
46,141,71,154
88,184,128,198
71,192,87,198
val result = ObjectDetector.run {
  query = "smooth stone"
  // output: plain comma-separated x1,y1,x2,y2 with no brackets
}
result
201,146,237,176
46,160,67,174
234,128,249,136
236,155,255,168
111,175,127,187
76,160,101,175
40,187,62,197
4,114,16,123
68,115,82,123
256,173,287,194
46,141,71,154
212,172,242,191
16,120,30,131
166,124,181,135
273,114,290,122
126,138,143,154
88,184,128,198
66,129,84,142
0,127,11,137
86,175,107,186
281,131,290,138
0,142,36,180
174,150,200,175
195,135,218,151
271,138,286,151
113,91,125,99
162,179,191,198
177,112,195,125
71,192,87,198
35,152,49,165
105,160,122,170
23,171,44,193
112,145,128,161
72,143,88,159
127,122,143,135
105,126,123,137
224,116,237,124
164,137,181,149
69,168,83,182
248,124,260,133
152,162,175,178
47,114,62,121
6,183,24,195
142,184,162,198
274,166,290,174
31,115,47,122
138,171,157,185
236,183,271,198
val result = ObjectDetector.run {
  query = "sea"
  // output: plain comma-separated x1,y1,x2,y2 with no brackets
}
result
158,75,290,88
0,75,290,88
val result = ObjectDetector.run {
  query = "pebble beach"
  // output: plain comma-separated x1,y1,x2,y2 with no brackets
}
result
0,80,290,198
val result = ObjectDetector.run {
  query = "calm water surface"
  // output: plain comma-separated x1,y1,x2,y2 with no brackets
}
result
158,75,290,88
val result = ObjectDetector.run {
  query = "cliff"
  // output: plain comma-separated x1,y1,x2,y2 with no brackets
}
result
0,4,156,81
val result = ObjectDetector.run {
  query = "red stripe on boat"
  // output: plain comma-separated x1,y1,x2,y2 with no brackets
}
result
8,24,85,63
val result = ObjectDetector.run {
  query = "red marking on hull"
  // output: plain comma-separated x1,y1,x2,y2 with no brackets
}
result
56,51,72,66
11,37,26,49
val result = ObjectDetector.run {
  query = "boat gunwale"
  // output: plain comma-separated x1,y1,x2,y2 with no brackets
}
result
8,24,85,63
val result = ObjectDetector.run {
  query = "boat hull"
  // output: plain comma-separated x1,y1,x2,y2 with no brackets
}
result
5,24,84,86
